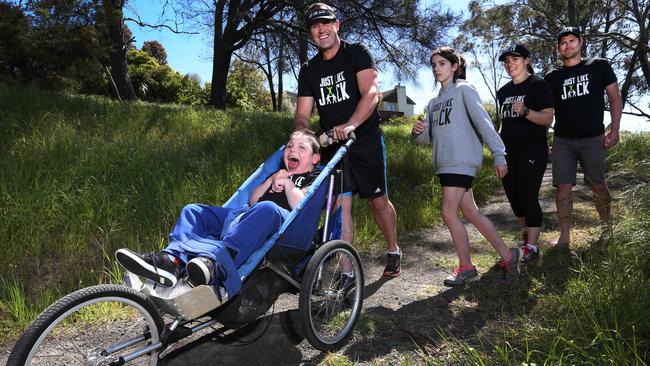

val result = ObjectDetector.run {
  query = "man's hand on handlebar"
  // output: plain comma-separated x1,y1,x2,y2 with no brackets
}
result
332,124,356,141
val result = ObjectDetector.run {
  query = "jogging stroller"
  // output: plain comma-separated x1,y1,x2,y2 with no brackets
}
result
8,134,364,366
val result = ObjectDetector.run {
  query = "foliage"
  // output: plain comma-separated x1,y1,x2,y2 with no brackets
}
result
455,0,650,119
225,59,272,111
0,2,31,77
0,0,111,94
127,49,207,105
142,40,168,65
0,1,210,105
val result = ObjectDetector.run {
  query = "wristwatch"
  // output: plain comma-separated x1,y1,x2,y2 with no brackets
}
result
522,107,530,117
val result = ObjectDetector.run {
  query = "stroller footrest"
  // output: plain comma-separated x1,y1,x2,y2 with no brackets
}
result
124,272,228,320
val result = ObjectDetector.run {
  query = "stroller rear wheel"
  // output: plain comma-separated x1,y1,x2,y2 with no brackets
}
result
298,240,363,352
7,284,164,366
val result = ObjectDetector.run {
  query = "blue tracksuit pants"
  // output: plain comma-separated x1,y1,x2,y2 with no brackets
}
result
163,201,289,296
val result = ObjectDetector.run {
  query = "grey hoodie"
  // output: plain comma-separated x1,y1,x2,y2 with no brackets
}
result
414,80,506,177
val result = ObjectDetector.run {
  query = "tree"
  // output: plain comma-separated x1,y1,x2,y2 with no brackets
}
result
225,58,271,110
177,0,458,109
142,40,168,64
128,49,207,104
0,0,115,93
455,0,649,120
455,1,512,111
100,0,137,100
208,1,285,109
236,30,287,111
604,0,650,117
0,3,31,79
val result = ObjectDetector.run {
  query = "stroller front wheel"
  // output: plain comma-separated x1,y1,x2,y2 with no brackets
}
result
7,284,164,366
298,240,364,352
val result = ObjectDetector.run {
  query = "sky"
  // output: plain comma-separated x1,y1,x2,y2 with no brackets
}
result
126,0,650,131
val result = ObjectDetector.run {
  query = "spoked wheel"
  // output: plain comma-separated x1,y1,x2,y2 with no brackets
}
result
8,284,164,366
299,240,364,352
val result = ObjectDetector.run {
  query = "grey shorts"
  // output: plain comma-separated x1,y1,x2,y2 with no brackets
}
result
552,135,606,187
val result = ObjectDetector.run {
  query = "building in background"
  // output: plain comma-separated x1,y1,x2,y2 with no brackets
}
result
378,85,416,120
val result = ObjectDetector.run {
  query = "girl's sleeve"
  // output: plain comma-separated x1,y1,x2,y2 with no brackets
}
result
460,83,506,166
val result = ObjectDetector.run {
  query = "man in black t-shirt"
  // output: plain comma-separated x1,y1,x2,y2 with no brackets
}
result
544,27,622,246
294,3,401,276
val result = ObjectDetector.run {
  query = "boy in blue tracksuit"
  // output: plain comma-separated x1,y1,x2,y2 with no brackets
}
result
115,130,321,297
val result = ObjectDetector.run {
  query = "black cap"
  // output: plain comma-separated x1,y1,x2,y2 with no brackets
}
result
498,44,531,61
305,3,336,27
557,27,581,42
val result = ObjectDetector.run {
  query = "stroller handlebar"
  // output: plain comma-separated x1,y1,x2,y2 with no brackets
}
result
319,130,356,147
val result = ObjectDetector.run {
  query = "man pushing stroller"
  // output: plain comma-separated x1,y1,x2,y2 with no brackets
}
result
115,129,321,296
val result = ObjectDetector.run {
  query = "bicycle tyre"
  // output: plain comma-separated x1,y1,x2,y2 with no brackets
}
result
298,240,364,352
7,284,164,366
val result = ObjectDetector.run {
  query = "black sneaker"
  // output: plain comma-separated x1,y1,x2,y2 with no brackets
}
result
116,249,180,287
383,250,401,277
187,257,215,287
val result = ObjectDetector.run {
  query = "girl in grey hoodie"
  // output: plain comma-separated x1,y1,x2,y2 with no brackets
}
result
412,47,521,286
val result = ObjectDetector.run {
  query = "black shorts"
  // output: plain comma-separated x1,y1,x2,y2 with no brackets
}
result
437,173,473,190
322,133,388,199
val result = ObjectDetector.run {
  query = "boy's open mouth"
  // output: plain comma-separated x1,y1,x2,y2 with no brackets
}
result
287,156,300,170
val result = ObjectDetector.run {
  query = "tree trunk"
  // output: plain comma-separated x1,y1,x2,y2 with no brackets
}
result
567,0,577,26
104,0,136,100
599,0,614,59
210,43,232,109
277,36,284,112
210,1,229,109
638,47,650,87
637,24,650,87
263,34,277,111
620,47,639,108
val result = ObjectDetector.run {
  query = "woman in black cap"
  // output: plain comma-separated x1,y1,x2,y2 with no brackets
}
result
497,44,554,263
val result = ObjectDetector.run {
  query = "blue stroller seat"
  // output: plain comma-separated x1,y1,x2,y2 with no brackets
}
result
221,146,341,296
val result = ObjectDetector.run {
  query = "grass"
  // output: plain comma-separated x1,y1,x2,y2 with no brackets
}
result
0,83,293,334
0,83,501,336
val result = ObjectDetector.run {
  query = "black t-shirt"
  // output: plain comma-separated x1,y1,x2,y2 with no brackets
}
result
497,74,554,149
544,58,617,138
297,40,381,158
258,169,321,211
